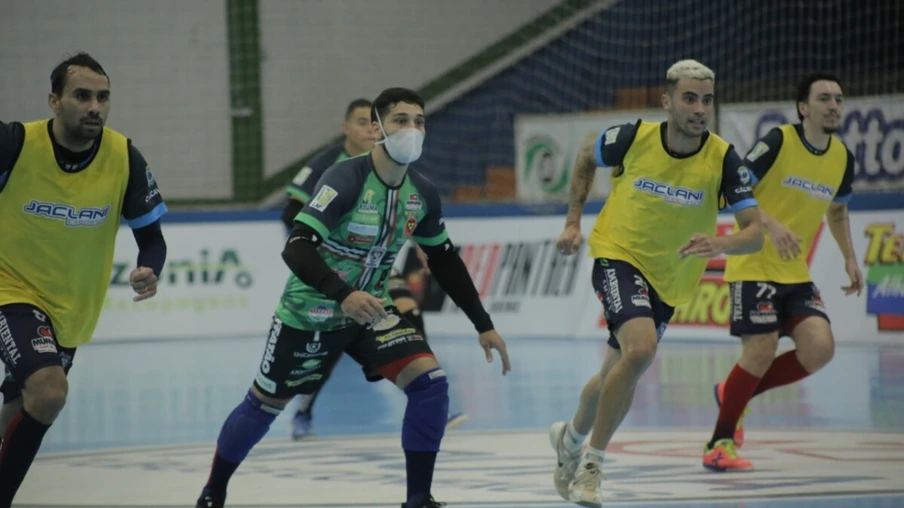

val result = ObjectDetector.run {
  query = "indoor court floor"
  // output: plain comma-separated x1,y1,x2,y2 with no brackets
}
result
12,335,904,507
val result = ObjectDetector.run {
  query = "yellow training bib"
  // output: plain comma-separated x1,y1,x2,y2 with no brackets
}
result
588,121,728,306
725,124,847,284
0,120,130,347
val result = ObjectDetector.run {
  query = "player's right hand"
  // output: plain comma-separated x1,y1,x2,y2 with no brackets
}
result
341,291,389,325
766,221,802,259
556,225,583,255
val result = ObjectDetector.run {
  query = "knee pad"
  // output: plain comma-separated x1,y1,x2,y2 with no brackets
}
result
402,369,449,452
216,390,283,463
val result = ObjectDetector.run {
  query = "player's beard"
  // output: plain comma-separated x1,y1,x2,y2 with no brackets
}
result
822,125,839,134
68,116,104,142
678,118,705,139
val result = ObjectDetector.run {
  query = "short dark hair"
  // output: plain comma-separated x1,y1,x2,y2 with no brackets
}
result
50,52,109,95
796,72,841,121
371,88,424,123
345,98,372,120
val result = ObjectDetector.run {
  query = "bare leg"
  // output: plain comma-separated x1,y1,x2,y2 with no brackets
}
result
586,318,658,451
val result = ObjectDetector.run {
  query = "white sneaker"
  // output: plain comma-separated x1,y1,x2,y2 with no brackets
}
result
548,421,581,500
568,460,604,507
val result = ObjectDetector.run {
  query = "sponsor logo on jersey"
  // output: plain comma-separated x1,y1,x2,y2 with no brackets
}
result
782,176,835,201
347,233,374,246
23,200,111,227
405,194,422,211
348,222,379,236
310,185,339,211
308,305,333,322
745,141,769,162
357,202,379,214
632,178,705,206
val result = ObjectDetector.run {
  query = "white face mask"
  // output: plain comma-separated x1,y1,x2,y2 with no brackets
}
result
374,108,424,165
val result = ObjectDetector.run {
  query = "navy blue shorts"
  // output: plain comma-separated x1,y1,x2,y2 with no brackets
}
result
591,258,675,350
728,281,829,338
1,303,77,402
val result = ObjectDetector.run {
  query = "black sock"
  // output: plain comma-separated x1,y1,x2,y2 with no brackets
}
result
405,450,437,506
205,451,241,493
0,409,51,506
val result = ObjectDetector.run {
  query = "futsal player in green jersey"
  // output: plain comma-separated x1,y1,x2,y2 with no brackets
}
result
197,87,510,508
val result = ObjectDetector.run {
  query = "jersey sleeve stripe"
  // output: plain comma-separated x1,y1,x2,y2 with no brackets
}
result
127,202,168,229
296,213,330,240
594,132,605,167
286,186,310,202
833,192,853,204
413,230,450,247
729,198,757,213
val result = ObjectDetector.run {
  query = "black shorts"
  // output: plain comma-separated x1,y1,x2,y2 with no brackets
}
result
388,275,415,301
592,258,675,350
729,281,830,338
0,303,77,402
253,307,433,399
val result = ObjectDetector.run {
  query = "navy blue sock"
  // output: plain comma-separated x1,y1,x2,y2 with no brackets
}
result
205,390,281,493
402,368,449,507
0,409,50,507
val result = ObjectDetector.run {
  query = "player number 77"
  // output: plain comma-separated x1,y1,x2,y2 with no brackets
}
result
755,282,776,300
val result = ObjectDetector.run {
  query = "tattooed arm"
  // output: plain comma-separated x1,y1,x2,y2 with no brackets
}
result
557,122,637,254
564,143,599,229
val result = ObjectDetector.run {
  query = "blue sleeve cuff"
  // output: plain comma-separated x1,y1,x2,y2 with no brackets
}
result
594,133,605,167
128,202,168,229
833,193,852,204
730,198,758,213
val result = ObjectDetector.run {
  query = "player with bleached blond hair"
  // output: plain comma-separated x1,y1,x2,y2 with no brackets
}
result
548,59,764,506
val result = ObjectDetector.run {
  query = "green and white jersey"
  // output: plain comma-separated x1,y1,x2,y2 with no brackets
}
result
286,142,355,203
276,154,450,331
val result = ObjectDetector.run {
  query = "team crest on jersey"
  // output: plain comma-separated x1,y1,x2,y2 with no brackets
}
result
782,176,835,201
23,200,111,227
404,217,417,236
737,166,752,186
632,178,705,207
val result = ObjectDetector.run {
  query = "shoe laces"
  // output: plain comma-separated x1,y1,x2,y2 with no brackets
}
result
424,496,446,508
575,461,603,482
713,439,740,459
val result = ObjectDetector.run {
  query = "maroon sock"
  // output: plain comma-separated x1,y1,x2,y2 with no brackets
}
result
752,350,810,397
708,364,760,448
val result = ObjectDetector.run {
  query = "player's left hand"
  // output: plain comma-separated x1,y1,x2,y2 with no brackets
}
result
841,258,864,296
130,267,158,302
678,234,726,259
478,330,511,375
